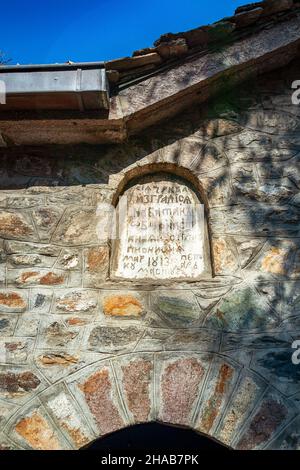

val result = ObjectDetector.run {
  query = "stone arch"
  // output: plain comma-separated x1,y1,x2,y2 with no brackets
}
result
3,352,295,450
1,57,300,453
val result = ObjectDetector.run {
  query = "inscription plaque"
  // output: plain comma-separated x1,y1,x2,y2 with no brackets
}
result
113,174,206,280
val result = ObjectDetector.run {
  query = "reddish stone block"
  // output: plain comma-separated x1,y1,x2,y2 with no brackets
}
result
40,272,65,285
160,357,205,425
0,292,27,313
198,363,234,433
237,398,288,449
0,211,34,239
0,371,40,394
121,359,153,422
17,271,65,286
80,368,125,435
15,412,62,450
86,246,109,274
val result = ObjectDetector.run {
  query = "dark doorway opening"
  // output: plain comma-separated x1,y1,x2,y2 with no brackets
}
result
82,422,230,451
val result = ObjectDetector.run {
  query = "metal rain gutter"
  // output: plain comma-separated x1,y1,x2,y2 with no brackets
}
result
0,62,109,111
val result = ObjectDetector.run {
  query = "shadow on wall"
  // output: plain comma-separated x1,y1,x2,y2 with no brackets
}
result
0,56,300,450
0,58,299,347
81,422,230,451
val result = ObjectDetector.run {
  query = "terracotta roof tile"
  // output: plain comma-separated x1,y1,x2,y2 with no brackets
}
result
105,0,300,85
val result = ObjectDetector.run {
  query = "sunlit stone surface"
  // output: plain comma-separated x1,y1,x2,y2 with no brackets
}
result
1,57,300,450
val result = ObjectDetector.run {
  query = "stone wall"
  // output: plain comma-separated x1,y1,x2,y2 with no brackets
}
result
0,60,300,450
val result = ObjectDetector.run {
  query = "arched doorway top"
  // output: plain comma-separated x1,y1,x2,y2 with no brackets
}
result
82,422,231,451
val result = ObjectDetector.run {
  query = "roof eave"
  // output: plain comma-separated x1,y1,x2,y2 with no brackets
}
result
0,12,300,146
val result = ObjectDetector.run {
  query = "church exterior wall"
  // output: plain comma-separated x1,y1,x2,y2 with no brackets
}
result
0,62,300,450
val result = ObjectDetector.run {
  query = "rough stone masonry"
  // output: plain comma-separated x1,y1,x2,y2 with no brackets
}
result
0,0,300,451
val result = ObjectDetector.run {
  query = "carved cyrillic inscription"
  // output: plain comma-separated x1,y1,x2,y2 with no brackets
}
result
113,175,205,280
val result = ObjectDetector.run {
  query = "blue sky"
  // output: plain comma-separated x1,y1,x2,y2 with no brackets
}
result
1,0,247,65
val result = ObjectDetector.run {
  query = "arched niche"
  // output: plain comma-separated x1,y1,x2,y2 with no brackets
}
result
110,171,212,282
